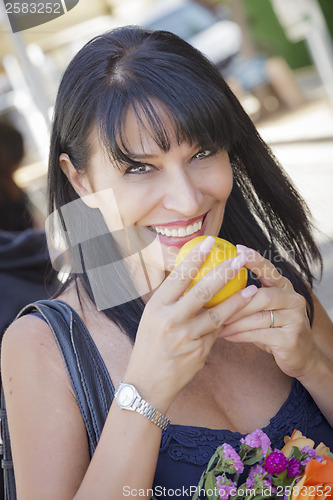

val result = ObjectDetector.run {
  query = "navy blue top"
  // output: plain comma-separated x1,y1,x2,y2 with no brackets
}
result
153,378,333,497
30,312,333,499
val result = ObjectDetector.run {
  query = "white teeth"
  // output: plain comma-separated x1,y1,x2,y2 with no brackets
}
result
186,224,195,236
151,218,203,238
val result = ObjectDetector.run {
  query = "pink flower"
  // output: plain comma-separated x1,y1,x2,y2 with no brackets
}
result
240,429,271,456
221,443,244,474
216,475,237,500
264,450,288,474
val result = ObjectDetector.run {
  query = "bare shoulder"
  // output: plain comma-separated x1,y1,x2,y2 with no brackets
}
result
1,313,90,498
1,281,97,367
3,312,58,343
2,314,66,374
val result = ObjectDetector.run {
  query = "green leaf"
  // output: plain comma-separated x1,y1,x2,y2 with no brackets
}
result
204,472,219,500
279,470,288,481
244,455,262,466
207,449,221,471
290,446,302,459
272,476,283,487
205,471,216,491
215,458,225,472
192,489,199,500
194,471,207,499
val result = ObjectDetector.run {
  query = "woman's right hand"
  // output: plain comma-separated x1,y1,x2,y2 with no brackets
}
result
123,236,258,413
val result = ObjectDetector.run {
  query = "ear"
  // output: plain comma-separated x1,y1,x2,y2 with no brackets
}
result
59,153,98,208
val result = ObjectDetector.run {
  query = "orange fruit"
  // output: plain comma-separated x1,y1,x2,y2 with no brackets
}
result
175,236,248,308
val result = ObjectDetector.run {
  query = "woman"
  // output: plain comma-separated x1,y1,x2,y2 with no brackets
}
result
1,26,333,499
0,122,33,232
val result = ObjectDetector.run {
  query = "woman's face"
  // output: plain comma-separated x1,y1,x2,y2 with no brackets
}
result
82,106,233,275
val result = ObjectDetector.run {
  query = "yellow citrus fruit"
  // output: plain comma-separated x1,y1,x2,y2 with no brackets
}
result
175,236,248,308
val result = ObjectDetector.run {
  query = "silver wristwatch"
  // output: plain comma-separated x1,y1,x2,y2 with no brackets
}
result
115,382,171,431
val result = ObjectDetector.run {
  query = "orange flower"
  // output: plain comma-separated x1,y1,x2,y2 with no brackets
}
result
316,443,332,459
282,429,332,459
282,430,315,458
291,456,333,500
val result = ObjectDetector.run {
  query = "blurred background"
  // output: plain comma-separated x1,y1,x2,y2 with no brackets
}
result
0,0,332,317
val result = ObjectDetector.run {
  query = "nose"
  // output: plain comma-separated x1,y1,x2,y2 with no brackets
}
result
162,168,203,216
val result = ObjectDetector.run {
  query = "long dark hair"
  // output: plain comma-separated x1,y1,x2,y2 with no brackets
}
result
48,26,321,341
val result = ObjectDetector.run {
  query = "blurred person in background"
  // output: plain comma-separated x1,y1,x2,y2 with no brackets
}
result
0,122,33,232
0,121,57,335
0,228,57,336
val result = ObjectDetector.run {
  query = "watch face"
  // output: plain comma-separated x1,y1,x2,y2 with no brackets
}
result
117,384,135,407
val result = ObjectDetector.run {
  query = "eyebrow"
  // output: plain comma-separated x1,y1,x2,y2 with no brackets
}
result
128,152,158,161
126,143,202,162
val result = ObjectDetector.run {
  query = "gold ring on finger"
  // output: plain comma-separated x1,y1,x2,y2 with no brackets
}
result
269,310,275,328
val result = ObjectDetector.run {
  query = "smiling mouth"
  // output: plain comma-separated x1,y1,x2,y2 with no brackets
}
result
147,214,207,238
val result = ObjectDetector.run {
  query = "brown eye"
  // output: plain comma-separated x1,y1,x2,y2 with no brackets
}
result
192,150,212,160
126,164,152,174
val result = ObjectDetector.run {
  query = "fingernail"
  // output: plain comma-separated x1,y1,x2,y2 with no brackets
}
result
240,285,258,299
199,236,215,253
230,253,248,269
236,244,250,255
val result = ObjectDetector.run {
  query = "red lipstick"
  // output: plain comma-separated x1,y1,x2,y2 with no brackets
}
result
150,212,207,228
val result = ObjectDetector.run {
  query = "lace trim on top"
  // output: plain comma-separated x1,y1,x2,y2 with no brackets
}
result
160,379,323,466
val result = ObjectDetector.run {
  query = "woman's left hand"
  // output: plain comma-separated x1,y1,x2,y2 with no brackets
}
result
219,244,317,378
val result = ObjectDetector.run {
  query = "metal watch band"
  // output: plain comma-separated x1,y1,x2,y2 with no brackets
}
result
115,382,171,431
135,399,171,431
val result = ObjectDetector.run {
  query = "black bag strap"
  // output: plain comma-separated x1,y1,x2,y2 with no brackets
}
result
0,390,15,500
1,299,116,499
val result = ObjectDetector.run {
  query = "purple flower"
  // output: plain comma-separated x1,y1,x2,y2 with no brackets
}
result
221,443,244,474
300,446,316,458
300,446,324,465
216,475,237,500
240,429,271,456
245,477,255,489
245,464,267,489
287,457,302,478
264,450,288,474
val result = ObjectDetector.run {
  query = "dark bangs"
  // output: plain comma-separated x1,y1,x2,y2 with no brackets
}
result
48,26,322,333
96,36,238,166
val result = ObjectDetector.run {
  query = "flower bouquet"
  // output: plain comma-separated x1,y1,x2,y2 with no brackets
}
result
192,429,333,500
